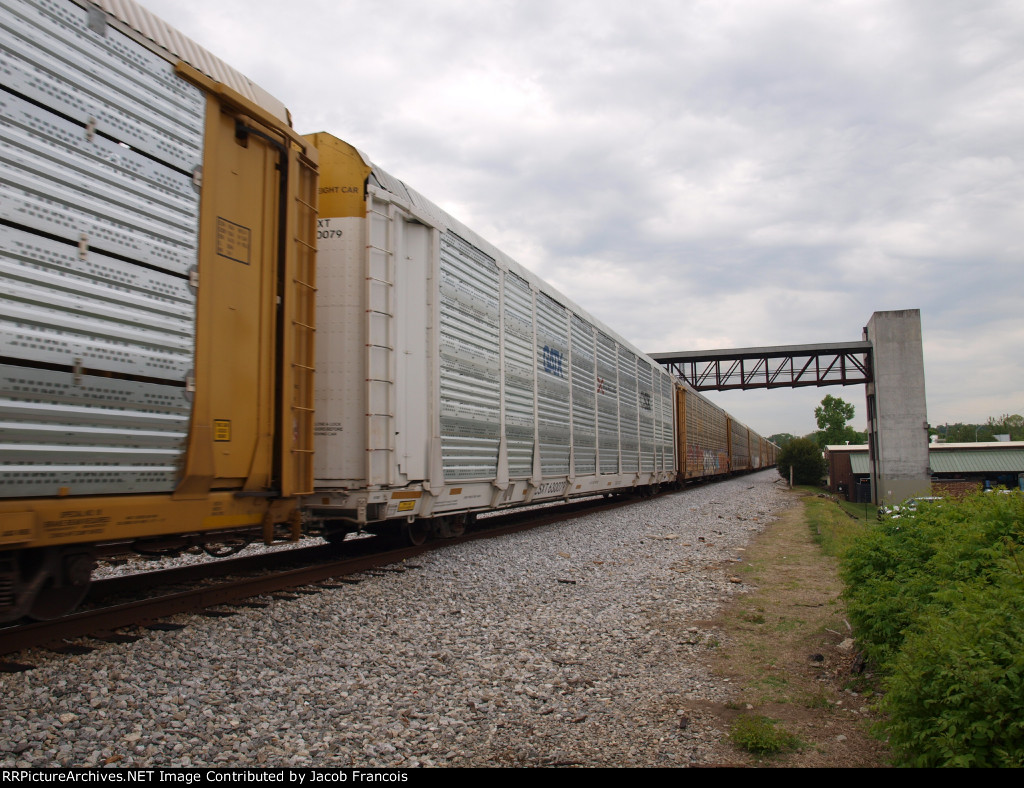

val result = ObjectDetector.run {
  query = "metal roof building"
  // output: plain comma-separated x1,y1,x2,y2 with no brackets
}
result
826,442,1024,501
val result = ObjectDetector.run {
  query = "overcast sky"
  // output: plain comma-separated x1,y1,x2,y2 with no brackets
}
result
141,0,1023,437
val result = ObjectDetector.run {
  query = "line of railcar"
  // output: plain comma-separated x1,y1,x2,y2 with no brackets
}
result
0,0,774,622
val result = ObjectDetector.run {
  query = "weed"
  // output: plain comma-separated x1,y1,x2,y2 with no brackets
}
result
802,689,833,710
729,715,801,756
755,674,790,689
804,495,868,557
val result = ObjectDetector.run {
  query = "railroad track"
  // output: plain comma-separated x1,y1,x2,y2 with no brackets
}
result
0,489,671,664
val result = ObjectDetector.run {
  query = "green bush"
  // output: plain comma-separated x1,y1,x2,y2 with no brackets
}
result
840,491,1024,766
883,581,1024,767
842,492,1023,667
776,437,826,485
729,715,801,756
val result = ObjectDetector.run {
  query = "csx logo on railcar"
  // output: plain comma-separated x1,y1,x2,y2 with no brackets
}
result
541,346,565,377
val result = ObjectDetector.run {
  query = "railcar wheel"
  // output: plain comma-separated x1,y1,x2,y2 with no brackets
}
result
322,520,356,547
203,537,251,557
403,518,431,546
432,515,467,539
26,547,96,621
447,514,467,538
442,515,467,539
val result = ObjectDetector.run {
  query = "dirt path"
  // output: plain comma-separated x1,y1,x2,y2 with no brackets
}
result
705,486,891,767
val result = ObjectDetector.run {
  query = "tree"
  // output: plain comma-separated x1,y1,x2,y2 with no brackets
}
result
814,395,860,448
768,432,796,449
988,414,1024,441
776,437,826,485
934,415,1024,443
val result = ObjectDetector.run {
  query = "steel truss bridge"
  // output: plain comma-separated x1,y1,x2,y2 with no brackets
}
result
649,341,874,392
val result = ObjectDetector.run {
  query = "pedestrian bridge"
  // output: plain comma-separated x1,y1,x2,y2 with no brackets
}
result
649,310,929,507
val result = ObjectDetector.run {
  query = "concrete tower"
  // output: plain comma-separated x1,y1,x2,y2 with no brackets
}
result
864,310,931,504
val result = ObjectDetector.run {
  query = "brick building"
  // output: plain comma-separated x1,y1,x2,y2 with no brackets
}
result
825,442,1024,501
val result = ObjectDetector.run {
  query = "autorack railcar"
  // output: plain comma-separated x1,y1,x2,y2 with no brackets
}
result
302,133,678,545
0,0,317,620
0,0,775,622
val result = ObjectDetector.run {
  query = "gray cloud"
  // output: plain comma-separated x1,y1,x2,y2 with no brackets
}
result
145,0,1024,435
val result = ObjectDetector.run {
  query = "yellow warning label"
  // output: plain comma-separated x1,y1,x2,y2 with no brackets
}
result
214,420,232,441
397,500,416,512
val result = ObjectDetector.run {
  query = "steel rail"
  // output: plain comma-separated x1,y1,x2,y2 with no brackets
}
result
0,483,710,660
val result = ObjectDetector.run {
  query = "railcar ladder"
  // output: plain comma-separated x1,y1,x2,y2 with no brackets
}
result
284,153,318,497
364,199,396,487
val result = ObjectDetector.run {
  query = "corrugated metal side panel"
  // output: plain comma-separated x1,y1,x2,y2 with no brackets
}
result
438,232,500,480
850,453,871,474
0,226,195,378
0,90,200,275
503,272,535,479
570,314,596,476
0,364,189,496
618,347,639,473
1,0,201,498
637,362,654,472
536,292,570,476
3,0,205,172
1,72,200,276
684,389,729,477
653,371,665,472
930,449,1024,474
731,420,750,471
710,398,730,471
684,390,698,477
91,0,289,122
596,332,619,474
663,372,676,472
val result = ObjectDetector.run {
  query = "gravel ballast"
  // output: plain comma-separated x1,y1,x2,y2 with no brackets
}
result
1,470,791,768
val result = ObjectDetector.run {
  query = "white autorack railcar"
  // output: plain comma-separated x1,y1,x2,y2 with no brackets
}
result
304,133,678,544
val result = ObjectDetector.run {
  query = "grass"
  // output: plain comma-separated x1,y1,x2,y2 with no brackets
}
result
707,485,893,766
836,498,876,524
803,493,872,558
729,715,802,756
801,689,834,710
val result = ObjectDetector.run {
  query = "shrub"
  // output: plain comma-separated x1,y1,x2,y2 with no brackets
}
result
729,715,801,756
882,581,1024,767
842,492,1023,668
776,437,826,485
840,491,1024,766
